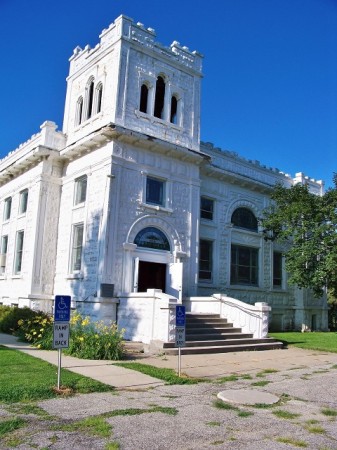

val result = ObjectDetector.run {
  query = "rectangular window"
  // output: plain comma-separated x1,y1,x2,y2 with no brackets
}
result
200,196,214,220
146,176,165,206
231,245,258,286
71,223,84,272
0,235,8,274
19,189,29,214
74,175,87,205
14,230,24,275
273,251,283,287
3,197,12,221
199,239,213,281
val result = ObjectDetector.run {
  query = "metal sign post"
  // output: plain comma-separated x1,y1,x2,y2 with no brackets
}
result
53,295,71,389
175,305,186,377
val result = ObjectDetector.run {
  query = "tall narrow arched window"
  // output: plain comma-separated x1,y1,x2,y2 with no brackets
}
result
86,79,94,119
139,83,149,113
96,83,103,114
76,96,83,126
170,95,178,124
231,207,258,231
154,76,165,119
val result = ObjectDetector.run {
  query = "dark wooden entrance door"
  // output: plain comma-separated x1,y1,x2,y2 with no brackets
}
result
138,261,166,293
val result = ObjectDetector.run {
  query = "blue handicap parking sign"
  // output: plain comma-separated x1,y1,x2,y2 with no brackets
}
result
54,295,71,322
176,305,186,326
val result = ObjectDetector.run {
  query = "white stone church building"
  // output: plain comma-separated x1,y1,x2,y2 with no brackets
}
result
0,15,328,346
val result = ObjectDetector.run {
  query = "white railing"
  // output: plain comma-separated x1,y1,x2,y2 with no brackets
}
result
185,294,271,338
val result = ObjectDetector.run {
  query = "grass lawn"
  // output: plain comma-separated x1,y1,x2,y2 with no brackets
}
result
269,332,337,353
114,362,204,384
0,346,113,403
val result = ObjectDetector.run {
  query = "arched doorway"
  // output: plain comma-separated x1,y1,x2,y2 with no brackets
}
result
134,227,171,293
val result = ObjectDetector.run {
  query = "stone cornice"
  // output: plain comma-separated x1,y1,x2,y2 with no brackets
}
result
61,123,209,165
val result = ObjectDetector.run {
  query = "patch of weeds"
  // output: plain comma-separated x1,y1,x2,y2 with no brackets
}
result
5,403,51,417
114,362,203,384
251,380,270,387
304,424,326,434
213,399,238,411
105,442,120,450
161,395,178,399
206,421,221,427
211,440,225,445
217,375,239,383
103,406,178,417
321,408,337,417
58,416,112,438
331,364,337,369
0,417,26,436
2,435,24,448
312,369,329,374
276,437,308,447
241,374,253,380
237,410,254,418
255,369,278,378
273,410,301,420
49,435,59,444
306,419,319,425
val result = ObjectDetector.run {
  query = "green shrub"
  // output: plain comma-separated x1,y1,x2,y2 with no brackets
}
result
65,313,125,360
0,306,48,334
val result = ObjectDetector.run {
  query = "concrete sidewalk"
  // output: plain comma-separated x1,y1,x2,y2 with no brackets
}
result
0,333,163,389
2,332,337,388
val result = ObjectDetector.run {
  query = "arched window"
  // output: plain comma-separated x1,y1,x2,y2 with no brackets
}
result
170,95,178,124
76,96,83,126
139,84,149,113
134,227,170,251
231,207,258,231
154,76,165,119
86,79,94,120
96,83,103,114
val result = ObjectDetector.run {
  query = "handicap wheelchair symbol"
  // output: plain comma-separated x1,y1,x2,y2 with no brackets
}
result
58,297,67,309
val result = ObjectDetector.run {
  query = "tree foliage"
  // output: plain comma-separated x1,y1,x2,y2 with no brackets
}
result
261,174,337,298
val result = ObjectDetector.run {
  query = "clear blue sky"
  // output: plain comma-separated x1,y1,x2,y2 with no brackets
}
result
1,0,336,187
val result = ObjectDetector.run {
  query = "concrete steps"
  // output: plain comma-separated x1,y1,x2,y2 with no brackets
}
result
163,313,283,355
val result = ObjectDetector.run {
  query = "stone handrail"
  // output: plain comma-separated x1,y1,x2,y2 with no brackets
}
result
213,294,271,338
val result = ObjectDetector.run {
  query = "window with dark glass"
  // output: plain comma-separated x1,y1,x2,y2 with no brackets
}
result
74,175,87,205
231,207,258,231
71,223,84,271
139,84,149,113
273,251,283,287
96,83,103,114
14,230,24,274
146,176,164,206
3,197,12,221
200,197,214,220
199,239,213,281
231,245,258,285
86,80,94,119
19,189,28,214
134,227,170,251
170,95,178,124
154,76,165,119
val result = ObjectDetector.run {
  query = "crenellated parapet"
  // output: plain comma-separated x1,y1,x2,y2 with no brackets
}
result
0,121,66,185
68,15,203,76
201,141,324,193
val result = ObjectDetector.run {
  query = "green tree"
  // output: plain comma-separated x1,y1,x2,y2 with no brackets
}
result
261,175,337,298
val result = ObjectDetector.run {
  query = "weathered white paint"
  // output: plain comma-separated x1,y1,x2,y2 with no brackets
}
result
0,15,328,339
